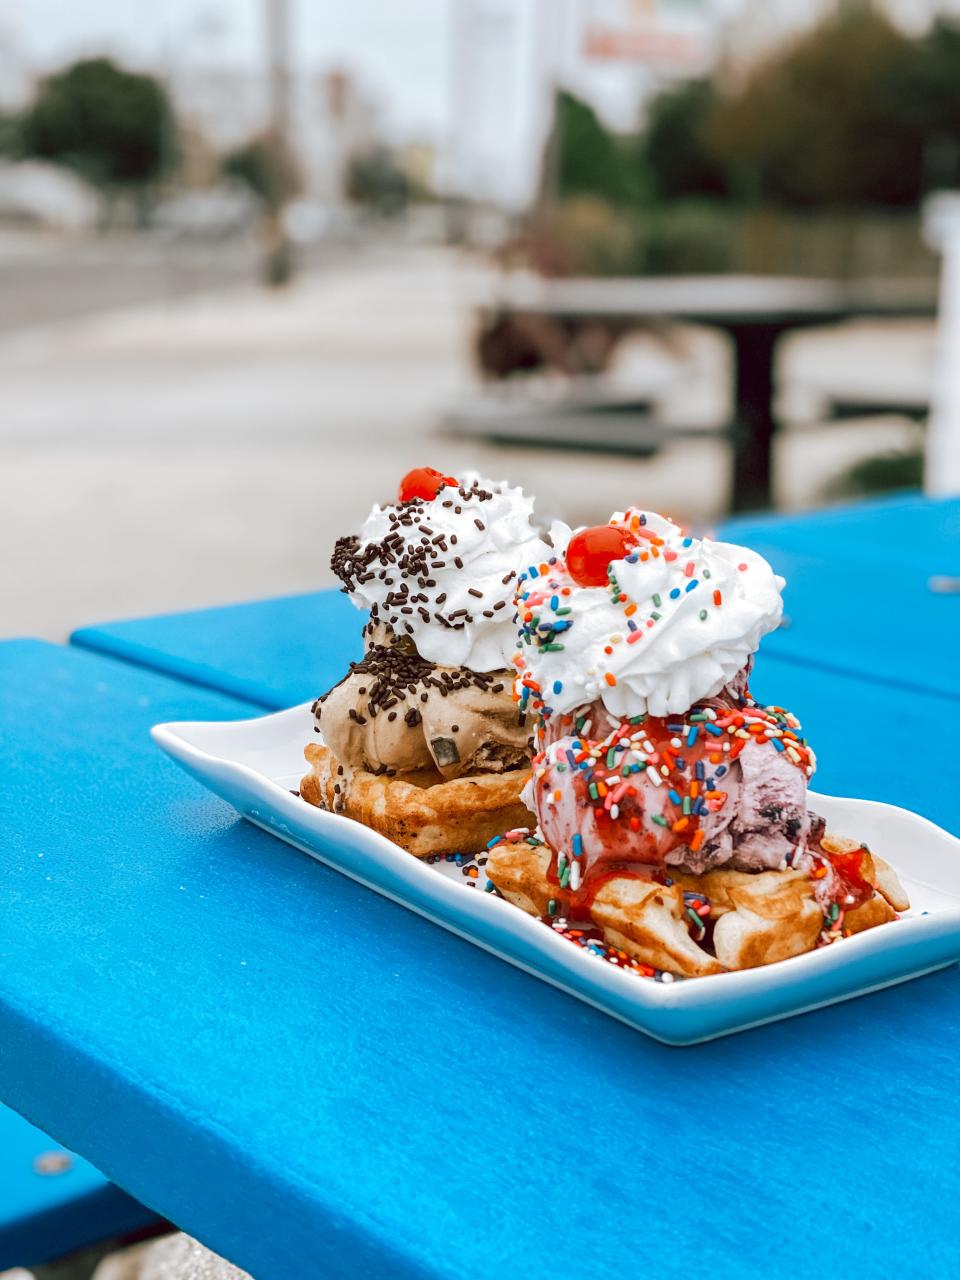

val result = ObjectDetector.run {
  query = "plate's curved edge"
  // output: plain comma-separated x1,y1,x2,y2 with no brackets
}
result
150,700,313,741
151,716,674,1015
807,788,960,850
151,712,960,1043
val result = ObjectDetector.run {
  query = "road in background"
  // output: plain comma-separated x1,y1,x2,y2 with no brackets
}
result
0,229,265,332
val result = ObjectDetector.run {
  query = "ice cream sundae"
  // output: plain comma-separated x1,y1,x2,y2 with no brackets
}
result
300,467,559,855
485,509,908,977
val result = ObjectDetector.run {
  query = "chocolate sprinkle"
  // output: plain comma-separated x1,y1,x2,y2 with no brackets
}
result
329,479,504,635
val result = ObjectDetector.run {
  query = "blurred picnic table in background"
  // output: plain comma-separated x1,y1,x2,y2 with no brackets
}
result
451,273,938,510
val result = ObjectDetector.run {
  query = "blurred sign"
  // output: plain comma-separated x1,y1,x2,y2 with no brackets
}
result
582,0,713,72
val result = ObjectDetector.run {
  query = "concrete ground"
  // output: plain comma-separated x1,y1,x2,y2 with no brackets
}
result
1,242,931,640
0,226,269,333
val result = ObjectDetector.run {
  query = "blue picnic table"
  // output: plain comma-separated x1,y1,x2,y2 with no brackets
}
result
720,492,960,698
0,1108,156,1269
2,493,959,1278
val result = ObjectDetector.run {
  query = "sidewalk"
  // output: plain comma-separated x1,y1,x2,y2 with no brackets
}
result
1,244,931,639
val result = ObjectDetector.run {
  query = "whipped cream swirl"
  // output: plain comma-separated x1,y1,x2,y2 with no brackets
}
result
333,474,557,672
515,509,784,719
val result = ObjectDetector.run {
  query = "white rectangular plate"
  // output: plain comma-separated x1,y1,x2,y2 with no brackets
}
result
153,703,960,1045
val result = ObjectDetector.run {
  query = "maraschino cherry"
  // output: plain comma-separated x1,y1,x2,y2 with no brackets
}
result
397,467,458,503
566,525,637,587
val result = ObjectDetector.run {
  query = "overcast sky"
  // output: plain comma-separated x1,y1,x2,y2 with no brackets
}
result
0,0,453,138
11,0,924,149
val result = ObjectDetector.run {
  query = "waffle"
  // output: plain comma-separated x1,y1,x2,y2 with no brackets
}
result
485,834,908,978
300,741,532,858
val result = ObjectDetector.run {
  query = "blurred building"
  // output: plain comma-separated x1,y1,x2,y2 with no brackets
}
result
303,68,381,208
0,20,33,110
167,65,267,153
168,63,379,205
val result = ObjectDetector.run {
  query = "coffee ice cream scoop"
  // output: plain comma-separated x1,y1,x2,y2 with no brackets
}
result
314,643,530,780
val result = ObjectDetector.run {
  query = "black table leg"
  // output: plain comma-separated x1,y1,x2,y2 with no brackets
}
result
728,324,781,513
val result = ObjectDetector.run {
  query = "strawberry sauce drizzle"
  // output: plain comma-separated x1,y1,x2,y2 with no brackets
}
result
531,691,815,926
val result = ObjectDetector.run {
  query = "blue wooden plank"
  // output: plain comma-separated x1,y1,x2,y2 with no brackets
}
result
717,493,960,698
2,639,960,1280
719,491,960,557
0,1108,156,1269
733,538,959,699
750,653,956,835
72,590,363,711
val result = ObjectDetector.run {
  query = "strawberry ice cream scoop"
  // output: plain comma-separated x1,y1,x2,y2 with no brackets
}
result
524,695,816,881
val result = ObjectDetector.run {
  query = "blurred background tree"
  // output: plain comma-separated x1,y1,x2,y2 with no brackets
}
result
706,6,926,208
524,6,960,279
641,79,728,203
540,89,642,211
18,58,176,215
345,145,410,218
912,18,960,191
0,113,20,157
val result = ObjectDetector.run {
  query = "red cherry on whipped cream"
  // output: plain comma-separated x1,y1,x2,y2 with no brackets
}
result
397,467,458,503
566,525,637,587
